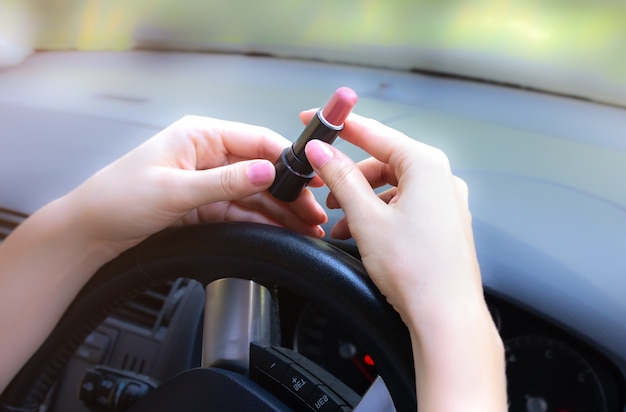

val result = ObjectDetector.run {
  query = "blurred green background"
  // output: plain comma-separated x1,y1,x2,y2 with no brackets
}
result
1,0,624,105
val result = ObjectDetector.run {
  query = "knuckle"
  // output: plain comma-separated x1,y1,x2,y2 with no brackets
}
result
426,146,451,170
454,176,468,192
174,115,199,127
256,127,287,157
324,157,355,191
218,167,240,197
410,144,452,173
168,115,203,137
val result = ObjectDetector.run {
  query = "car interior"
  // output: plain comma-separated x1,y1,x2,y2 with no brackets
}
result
0,1,625,411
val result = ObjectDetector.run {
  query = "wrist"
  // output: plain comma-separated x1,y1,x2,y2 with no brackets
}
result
409,298,502,356
0,194,120,390
47,193,121,270
407,301,507,411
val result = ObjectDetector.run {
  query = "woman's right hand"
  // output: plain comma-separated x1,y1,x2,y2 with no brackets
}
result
302,111,507,412
302,111,481,319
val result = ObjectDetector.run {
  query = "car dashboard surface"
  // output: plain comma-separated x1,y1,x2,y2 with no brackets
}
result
0,51,625,411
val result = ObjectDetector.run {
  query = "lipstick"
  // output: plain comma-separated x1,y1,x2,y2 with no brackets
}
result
269,87,358,202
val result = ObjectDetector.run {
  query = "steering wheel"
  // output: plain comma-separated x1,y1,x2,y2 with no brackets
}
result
0,222,416,411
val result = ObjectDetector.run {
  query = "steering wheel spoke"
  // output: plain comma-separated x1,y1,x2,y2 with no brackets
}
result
203,278,274,374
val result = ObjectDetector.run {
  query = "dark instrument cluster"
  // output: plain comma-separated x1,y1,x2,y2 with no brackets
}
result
285,292,625,412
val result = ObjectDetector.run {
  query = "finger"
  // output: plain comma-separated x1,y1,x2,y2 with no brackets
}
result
305,111,447,182
326,192,340,209
377,187,398,204
223,202,325,238
171,159,326,227
172,116,290,169
327,183,397,211
236,188,327,227
300,111,398,190
325,157,396,209
302,110,413,165
302,111,420,190
288,187,328,224
305,140,382,225
299,109,317,125
308,175,325,188
355,157,399,188
217,120,290,162
168,159,275,209
192,199,324,238
338,113,416,164
330,217,351,240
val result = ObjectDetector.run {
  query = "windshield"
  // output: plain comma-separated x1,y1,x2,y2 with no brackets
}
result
1,0,624,106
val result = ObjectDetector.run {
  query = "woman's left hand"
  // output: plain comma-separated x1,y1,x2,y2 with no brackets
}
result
67,115,327,256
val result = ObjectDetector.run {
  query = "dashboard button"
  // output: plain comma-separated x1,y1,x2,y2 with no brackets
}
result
307,385,346,412
251,344,290,381
280,363,317,401
78,369,101,404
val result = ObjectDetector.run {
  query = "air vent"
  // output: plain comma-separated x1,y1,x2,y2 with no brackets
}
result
112,281,175,331
111,279,193,332
0,208,27,243
120,353,148,374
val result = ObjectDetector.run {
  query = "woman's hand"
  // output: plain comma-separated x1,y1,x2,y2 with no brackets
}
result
302,111,479,317
302,111,507,412
68,115,327,257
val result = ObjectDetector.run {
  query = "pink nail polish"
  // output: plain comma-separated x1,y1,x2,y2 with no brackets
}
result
306,140,334,168
247,161,274,186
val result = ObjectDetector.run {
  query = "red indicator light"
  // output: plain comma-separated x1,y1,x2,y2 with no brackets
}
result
363,355,375,366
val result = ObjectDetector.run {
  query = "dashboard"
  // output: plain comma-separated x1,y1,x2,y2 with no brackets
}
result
0,50,625,410
292,294,624,412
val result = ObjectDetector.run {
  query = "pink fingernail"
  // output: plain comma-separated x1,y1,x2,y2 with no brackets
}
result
306,140,334,168
247,161,275,186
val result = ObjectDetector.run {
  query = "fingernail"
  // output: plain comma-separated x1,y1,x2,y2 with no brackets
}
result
306,140,334,169
247,161,275,186
317,226,326,238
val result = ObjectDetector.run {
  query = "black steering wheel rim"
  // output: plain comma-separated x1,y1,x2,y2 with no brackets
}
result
0,222,416,411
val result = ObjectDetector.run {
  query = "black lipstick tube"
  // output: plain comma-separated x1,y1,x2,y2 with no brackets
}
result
268,109,342,202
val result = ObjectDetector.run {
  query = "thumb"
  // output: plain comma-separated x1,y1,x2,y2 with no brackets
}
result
171,160,276,208
305,140,380,219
